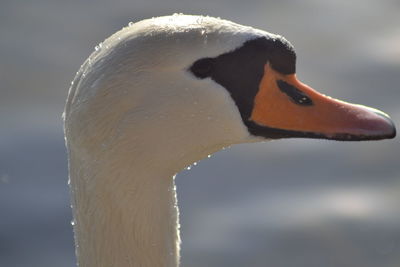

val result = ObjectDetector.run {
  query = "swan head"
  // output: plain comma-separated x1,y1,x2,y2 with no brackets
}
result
64,14,395,171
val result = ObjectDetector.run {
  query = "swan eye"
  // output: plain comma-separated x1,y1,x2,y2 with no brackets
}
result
277,80,313,106
190,58,214,79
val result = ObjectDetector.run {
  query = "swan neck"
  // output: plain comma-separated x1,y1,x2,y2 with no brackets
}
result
69,156,180,267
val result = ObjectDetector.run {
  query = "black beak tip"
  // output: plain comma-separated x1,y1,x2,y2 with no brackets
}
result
374,111,396,139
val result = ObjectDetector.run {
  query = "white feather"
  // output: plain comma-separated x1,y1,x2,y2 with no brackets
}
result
64,14,275,267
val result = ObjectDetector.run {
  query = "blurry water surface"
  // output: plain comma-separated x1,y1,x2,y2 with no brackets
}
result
1,0,399,266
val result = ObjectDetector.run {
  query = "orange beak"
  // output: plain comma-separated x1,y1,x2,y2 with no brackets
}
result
250,64,396,140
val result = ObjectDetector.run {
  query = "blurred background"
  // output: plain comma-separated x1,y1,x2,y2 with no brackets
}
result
1,0,399,266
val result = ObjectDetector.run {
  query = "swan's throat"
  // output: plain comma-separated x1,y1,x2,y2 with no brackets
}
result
69,155,180,267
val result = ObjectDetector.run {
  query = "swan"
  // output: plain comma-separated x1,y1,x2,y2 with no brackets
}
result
63,14,396,267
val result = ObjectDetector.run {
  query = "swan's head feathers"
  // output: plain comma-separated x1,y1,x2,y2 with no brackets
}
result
64,14,395,167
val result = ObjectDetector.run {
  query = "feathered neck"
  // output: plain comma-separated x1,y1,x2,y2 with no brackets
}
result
68,149,181,267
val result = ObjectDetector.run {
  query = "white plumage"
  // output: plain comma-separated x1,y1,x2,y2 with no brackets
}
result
64,14,395,267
